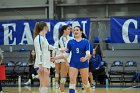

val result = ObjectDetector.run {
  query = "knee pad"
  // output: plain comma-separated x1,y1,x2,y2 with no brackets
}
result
60,78,66,84
69,84,76,89
55,73,59,78
83,81,90,88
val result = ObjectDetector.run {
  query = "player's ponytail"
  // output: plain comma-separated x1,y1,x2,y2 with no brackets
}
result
82,33,87,38
34,22,47,38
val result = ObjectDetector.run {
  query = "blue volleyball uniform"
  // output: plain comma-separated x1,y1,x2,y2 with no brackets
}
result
66,38,90,69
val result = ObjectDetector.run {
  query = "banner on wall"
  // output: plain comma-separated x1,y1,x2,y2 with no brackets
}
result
111,17,140,43
0,18,90,45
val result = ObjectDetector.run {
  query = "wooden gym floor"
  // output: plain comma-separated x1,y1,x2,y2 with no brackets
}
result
2,87,140,93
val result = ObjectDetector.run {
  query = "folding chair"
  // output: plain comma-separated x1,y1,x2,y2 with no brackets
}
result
123,61,137,85
5,61,15,84
108,61,124,85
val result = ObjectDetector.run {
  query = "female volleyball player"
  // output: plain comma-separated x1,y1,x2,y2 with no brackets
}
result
34,22,63,93
52,26,91,93
54,25,72,93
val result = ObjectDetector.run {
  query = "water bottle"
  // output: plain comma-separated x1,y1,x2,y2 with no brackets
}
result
106,79,109,89
112,46,114,51
52,78,55,87
10,45,12,52
18,76,21,87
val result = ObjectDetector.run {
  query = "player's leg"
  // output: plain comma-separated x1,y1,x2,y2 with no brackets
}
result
55,62,61,88
80,68,91,93
43,68,50,87
69,67,78,93
38,65,44,89
24,65,32,85
30,65,35,85
89,72,95,88
0,81,3,93
88,63,95,89
60,61,69,93
40,68,50,93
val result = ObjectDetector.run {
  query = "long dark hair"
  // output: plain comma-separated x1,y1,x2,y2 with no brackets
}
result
74,26,87,38
59,25,69,39
29,50,36,63
34,21,47,38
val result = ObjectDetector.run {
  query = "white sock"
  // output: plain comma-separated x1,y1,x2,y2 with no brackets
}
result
40,87,48,93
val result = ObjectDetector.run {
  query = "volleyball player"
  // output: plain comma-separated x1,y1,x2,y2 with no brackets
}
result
34,22,63,93
51,26,91,93
54,25,73,93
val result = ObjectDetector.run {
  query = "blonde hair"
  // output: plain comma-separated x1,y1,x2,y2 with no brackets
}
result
34,21,47,38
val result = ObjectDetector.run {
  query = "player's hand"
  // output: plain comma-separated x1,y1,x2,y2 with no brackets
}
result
80,57,87,62
50,57,56,62
39,64,43,72
59,48,67,53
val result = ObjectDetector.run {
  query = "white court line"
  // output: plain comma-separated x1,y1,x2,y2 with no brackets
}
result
123,85,139,90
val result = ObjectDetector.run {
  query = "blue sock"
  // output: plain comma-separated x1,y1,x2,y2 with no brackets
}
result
69,89,75,93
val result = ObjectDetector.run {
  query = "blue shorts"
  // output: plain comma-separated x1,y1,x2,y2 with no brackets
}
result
70,61,89,69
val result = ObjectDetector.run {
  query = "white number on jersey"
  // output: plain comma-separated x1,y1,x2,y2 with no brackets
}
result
76,48,79,53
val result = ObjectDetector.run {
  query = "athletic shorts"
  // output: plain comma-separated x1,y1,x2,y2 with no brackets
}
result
70,61,89,69
42,61,51,68
55,59,65,63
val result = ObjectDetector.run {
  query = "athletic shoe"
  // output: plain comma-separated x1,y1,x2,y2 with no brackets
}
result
91,84,95,89
40,87,48,93
55,83,59,89
32,74,39,79
0,91,4,93
24,79,31,85
81,84,84,90
24,86,31,91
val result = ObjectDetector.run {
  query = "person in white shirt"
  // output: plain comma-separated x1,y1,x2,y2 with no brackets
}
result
53,25,73,93
34,22,61,93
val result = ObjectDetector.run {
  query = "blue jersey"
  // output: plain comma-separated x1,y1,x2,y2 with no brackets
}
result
89,54,102,69
67,38,90,69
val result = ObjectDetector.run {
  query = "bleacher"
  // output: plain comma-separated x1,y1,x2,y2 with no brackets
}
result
0,45,34,62
0,41,140,86
0,45,34,84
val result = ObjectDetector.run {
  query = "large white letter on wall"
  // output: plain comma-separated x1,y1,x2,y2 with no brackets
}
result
2,23,16,45
20,23,33,44
122,19,138,43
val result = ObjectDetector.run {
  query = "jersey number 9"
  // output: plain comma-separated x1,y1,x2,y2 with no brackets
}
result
76,48,79,53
